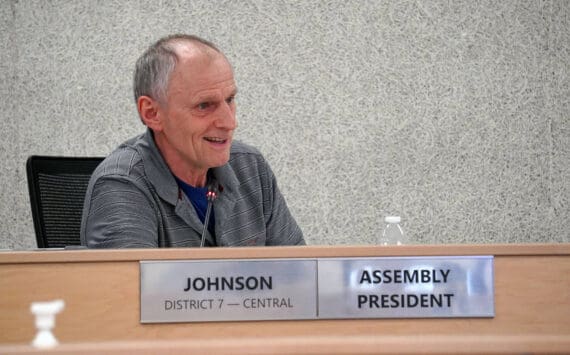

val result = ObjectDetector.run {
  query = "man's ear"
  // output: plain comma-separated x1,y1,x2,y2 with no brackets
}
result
138,96,163,131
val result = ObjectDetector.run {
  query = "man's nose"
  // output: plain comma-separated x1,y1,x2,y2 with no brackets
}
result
215,102,237,130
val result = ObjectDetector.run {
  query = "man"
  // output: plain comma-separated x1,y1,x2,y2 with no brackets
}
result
80,34,304,248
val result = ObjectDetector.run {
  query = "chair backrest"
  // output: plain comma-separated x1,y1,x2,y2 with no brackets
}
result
26,156,104,248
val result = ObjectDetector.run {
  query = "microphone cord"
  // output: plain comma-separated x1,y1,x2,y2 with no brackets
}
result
200,189,217,247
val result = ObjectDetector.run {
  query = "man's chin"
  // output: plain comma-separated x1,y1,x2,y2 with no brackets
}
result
209,155,231,168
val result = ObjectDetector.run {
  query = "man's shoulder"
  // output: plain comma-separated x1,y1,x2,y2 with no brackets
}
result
224,141,273,184
92,134,146,178
230,140,263,158
228,141,269,172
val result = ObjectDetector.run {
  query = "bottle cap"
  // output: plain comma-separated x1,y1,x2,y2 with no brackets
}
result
30,299,65,349
385,216,401,224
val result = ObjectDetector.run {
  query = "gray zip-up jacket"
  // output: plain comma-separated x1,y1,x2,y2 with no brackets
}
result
80,130,304,248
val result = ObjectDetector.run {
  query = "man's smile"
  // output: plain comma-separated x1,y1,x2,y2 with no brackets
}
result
204,136,231,146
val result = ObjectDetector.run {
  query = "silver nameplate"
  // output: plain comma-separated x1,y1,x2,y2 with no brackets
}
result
318,256,494,318
140,259,317,323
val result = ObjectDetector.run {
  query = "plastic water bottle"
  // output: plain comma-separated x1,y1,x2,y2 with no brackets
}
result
379,216,406,245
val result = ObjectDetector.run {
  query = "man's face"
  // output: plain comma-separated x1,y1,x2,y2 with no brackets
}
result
155,50,237,181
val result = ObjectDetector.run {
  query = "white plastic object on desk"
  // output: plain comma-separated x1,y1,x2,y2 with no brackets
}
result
30,299,65,349
379,216,407,245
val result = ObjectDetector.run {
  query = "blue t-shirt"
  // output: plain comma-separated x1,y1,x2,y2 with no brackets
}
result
175,177,216,238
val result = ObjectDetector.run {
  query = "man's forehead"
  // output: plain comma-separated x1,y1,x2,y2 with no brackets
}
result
175,48,233,78
167,51,236,99
189,75,237,97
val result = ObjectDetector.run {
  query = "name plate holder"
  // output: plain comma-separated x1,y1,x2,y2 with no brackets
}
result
140,259,317,323
140,256,494,323
318,256,494,319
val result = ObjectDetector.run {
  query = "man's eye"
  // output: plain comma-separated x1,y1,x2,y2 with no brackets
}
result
198,102,210,110
226,96,235,104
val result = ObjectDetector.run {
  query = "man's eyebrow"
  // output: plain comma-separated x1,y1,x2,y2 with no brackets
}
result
193,91,223,101
192,86,237,102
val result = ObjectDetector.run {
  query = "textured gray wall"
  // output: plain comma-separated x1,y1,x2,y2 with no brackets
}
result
1,0,568,249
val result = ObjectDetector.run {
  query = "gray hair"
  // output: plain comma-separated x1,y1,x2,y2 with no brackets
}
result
133,34,220,107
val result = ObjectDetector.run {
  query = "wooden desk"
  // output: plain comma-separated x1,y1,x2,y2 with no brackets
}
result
1,244,569,354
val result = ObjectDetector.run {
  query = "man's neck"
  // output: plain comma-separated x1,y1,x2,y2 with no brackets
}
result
152,131,208,187
174,170,208,187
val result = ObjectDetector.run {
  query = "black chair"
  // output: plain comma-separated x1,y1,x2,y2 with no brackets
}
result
26,156,104,248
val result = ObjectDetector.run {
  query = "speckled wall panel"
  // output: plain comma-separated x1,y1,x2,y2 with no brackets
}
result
1,0,568,249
